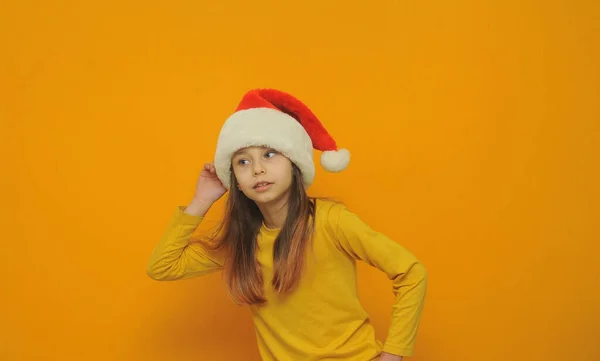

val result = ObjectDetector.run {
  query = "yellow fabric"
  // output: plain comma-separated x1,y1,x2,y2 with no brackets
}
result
147,199,428,360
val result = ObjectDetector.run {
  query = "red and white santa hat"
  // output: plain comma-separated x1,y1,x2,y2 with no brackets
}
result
214,88,350,189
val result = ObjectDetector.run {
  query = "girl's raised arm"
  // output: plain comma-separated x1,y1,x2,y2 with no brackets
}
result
146,200,225,281
147,163,228,281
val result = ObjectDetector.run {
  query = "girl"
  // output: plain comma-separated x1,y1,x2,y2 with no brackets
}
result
146,89,428,361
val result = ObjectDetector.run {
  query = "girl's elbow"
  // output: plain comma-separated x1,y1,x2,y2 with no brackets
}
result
412,261,428,284
146,261,169,281
146,264,161,280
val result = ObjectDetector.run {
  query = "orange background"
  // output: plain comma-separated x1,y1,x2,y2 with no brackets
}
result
1,1,599,360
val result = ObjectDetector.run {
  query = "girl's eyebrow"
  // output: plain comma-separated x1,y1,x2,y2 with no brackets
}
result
233,147,272,157
232,149,247,157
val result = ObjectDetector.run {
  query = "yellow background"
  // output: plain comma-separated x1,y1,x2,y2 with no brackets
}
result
1,1,599,360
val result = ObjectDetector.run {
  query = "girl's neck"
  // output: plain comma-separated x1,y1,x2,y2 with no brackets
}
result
257,196,289,230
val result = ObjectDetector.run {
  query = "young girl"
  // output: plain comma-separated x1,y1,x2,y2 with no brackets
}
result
146,89,428,361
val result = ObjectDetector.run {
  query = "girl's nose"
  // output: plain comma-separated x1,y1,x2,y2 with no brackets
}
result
253,164,266,175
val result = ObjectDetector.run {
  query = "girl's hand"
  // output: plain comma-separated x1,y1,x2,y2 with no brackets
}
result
378,352,403,361
192,162,227,205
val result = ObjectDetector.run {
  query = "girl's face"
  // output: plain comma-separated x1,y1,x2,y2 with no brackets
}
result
231,146,294,205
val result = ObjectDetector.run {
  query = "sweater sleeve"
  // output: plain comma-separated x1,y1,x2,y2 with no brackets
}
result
333,204,428,357
146,206,225,281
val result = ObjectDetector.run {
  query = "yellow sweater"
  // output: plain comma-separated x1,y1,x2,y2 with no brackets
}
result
147,199,428,360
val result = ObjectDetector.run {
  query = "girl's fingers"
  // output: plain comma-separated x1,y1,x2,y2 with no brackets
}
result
203,162,217,174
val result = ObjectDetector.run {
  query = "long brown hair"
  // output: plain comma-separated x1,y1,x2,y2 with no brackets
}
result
196,163,316,305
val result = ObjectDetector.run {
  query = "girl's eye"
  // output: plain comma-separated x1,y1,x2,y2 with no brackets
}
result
237,159,249,165
265,151,277,158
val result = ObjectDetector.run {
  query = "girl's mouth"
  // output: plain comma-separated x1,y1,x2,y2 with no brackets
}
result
253,182,273,191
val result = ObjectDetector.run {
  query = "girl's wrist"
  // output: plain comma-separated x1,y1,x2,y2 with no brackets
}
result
185,198,213,217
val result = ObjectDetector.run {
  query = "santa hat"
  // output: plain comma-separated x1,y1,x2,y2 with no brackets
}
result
214,88,350,189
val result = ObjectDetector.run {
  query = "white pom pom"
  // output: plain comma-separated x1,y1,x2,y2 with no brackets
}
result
320,148,350,172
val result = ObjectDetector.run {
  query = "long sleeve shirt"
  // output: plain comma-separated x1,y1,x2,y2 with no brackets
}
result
147,199,428,360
